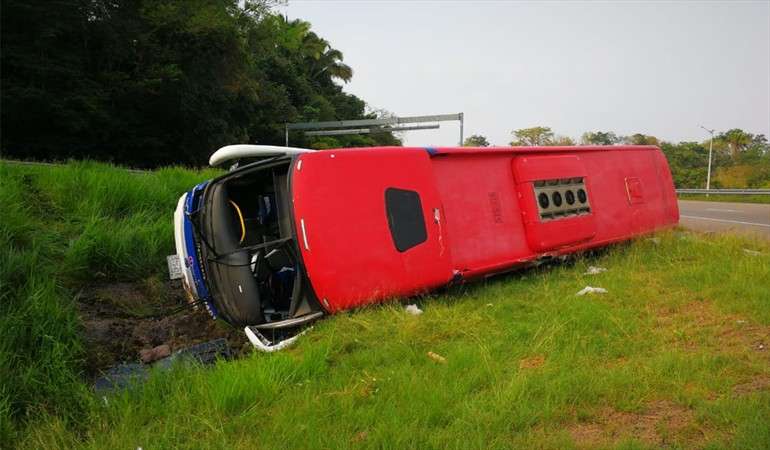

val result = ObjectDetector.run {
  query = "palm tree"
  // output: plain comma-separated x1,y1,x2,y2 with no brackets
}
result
717,129,752,158
314,46,353,83
272,17,354,84
302,31,353,83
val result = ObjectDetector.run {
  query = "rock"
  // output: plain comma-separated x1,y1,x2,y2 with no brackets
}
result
139,344,171,364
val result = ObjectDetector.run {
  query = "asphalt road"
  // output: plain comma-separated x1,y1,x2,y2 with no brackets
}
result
678,200,770,238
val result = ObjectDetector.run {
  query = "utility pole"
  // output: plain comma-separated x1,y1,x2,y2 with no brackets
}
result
699,125,715,196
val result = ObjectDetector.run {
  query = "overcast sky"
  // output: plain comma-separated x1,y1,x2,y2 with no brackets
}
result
278,0,770,147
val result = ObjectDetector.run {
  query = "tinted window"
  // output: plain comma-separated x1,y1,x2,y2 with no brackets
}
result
385,188,427,252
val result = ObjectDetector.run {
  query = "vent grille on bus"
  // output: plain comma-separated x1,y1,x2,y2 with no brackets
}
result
533,177,591,221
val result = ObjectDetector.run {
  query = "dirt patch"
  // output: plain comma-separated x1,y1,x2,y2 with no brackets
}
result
76,279,247,377
350,431,368,444
519,355,546,369
568,400,702,448
733,373,770,396
655,300,769,357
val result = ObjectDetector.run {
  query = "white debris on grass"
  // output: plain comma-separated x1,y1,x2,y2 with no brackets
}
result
646,237,661,245
576,286,608,296
743,249,762,256
245,327,310,353
584,266,607,275
405,304,423,315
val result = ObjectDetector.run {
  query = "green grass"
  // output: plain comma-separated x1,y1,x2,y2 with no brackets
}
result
2,160,769,449
0,161,220,443
678,194,770,204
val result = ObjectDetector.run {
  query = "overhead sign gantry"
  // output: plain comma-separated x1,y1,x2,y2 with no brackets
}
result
285,113,464,146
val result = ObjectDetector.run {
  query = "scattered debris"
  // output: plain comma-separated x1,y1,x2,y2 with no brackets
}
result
93,363,149,393
404,304,423,315
576,286,608,296
160,338,233,366
486,303,493,307
77,280,246,377
743,249,762,256
584,266,607,275
94,338,234,393
245,326,308,352
646,237,661,245
139,344,171,364
427,351,447,364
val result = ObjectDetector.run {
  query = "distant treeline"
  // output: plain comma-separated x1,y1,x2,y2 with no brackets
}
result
463,127,770,189
1,0,399,168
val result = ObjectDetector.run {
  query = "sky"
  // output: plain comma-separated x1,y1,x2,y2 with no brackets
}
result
277,0,770,147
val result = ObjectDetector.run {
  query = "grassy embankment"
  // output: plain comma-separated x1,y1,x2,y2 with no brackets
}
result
2,161,769,449
677,194,770,204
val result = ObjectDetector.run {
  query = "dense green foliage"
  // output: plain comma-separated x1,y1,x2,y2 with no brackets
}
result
462,134,490,147
661,134,770,189
510,126,555,146
2,161,769,448
0,0,399,168
506,126,770,188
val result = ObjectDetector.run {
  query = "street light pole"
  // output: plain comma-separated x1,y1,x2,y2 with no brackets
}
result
699,125,715,196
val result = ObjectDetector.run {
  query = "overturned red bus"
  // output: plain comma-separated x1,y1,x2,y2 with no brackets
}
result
173,145,678,348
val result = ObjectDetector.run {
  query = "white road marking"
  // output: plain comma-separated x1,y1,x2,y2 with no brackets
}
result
680,215,770,228
705,208,741,213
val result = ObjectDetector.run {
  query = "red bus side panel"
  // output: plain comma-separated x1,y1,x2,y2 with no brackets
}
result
292,146,678,312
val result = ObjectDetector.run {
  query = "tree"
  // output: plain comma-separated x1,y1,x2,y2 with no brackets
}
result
463,134,490,147
660,142,710,188
624,133,660,146
551,135,576,146
0,0,397,167
510,126,554,146
581,131,620,145
716,129,756,158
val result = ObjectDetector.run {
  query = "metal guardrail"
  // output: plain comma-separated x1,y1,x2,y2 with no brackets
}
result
676,189,770,195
